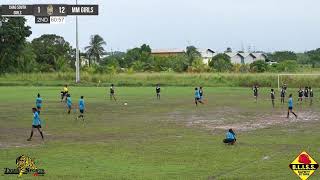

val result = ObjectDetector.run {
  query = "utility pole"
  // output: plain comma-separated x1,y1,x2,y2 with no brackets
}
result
75,0,80,83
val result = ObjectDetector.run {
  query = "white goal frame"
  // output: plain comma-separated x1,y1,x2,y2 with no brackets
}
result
278,74,320,90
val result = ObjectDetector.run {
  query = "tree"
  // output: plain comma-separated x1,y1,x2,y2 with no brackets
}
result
209,53,233,72
16,42,37,72
124,44,152,68
0,17,32,73
270,51,297,62
85,34,106,66
186,46,201,65
275,60,299,72
306,49,320,68
250,60,268,73
31,34,73,71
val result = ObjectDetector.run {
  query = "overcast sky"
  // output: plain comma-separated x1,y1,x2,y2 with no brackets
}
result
2,0,320,52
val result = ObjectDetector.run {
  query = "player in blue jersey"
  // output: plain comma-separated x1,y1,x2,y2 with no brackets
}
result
78,96,85,120
27,108,44,141
66,94,72,114
194,87,204,106
287,94,297,119
223,129,236,145
35,93,43,114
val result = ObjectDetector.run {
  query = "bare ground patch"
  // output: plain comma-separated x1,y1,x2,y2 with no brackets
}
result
169,108,320,132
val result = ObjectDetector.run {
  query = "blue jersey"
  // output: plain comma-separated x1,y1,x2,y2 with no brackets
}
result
226,132,236,140
195,90,200,98
36,97,42,108
79,99,85,110
67,97,72,106
288,97,293,108
32,111,41,126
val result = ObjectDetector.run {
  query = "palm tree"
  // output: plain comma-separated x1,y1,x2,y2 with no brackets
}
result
85,35,106,66
186,46,201,65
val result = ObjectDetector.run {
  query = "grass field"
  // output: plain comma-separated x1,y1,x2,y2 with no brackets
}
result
0,86,320,179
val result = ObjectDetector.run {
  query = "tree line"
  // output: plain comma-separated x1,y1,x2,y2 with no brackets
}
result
1,17,320,74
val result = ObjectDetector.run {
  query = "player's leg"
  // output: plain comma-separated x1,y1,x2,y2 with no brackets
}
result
287,109,290,118
291,110,298,118
68,106,71,114
195,98,198,106
27,127,35,141
272,99,275,108
36,127,44,140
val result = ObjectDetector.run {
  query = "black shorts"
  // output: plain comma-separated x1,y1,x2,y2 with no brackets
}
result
223,138,236,143
195,97,200,101
288,107,293,110
80,109,84,114
32,125,41,128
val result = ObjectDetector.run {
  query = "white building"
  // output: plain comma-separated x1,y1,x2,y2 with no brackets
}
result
199,49,216,64
225,52,267,64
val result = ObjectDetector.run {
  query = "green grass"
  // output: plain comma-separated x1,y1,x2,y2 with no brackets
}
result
0,86,319,179
1,72,320,87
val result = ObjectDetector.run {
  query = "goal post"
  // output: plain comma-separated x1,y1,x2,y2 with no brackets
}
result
278,74,320,90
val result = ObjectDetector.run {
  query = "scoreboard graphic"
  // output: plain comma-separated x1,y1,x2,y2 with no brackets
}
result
0,4,98,24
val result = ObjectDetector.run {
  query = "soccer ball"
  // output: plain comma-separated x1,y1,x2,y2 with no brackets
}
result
124,102,128,106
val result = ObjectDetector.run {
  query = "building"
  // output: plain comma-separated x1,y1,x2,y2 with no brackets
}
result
226,52,267,64
199,49,216,64
251,53,268,61
151,49,185,57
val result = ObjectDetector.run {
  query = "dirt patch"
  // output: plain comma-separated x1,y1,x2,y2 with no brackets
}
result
170,108,320,132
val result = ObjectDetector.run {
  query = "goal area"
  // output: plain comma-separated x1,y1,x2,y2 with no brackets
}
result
277,74,320,90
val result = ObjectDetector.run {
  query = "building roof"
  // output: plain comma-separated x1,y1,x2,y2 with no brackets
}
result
225,52,239,57
151,49,185,54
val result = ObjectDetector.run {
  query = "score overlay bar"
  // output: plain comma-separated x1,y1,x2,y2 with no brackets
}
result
1,4,98,16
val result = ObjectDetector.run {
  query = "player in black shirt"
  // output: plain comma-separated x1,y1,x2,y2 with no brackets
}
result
110,84,117,101
156,84,161,100
309,87,314,105
298,87,303,102
253,85,258,102
280,86,286,104
304,86,309,102
199,87,204,102
271,89,275,108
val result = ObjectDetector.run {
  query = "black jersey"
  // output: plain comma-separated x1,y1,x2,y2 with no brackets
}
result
156,87,160,93
271,91,275,99
253,87,258,96
304,89,309,97
310,90,314,97
298,90,303,97
280,89,286,97
110,87,115,94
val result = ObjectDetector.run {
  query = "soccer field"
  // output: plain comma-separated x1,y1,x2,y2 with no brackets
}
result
0,86,319,179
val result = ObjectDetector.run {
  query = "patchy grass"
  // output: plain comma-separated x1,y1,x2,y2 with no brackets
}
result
0,86,319,179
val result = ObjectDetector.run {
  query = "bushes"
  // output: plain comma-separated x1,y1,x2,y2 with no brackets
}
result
250,60,268,72
274,60,298,72
209,53,233,72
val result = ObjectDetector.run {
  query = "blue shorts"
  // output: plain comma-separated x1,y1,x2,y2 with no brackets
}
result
67,104,72,108
288,107,293,110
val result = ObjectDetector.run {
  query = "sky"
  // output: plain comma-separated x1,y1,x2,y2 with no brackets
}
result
2,0,320,52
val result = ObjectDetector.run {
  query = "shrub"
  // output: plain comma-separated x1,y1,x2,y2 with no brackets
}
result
250,60,268,73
